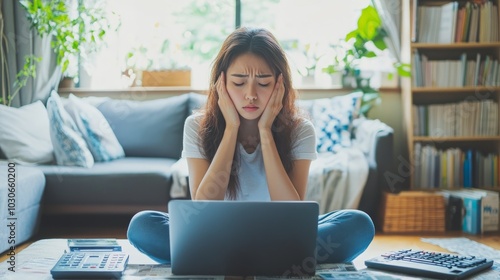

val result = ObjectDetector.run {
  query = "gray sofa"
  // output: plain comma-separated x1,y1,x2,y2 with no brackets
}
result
37,92,393,218
37,93,207,215
0,164,45,254
0,92,393,252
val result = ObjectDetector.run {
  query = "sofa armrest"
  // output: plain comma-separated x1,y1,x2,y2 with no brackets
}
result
352,118,394,186
367,125,394,192
352,118,394,225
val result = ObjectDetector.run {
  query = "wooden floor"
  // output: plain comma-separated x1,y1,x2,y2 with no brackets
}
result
2,214,499,267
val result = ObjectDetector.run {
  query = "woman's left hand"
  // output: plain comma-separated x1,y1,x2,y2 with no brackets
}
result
258,74,284,131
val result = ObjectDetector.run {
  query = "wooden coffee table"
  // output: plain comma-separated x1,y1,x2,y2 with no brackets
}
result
0,238,370,279
0,238,418,280
2,237,498,279
0,239,176,280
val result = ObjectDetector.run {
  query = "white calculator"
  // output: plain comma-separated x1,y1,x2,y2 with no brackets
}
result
50,251,129,279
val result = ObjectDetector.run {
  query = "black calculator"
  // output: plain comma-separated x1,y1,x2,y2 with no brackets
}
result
50,251,129,279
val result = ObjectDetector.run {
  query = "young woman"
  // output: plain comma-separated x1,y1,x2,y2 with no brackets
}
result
127,27,374,264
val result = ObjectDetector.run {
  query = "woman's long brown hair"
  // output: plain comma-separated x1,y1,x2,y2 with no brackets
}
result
199,27,299,199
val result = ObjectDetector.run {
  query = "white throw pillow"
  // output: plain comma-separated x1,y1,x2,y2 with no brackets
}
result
0,101,54,164
64,94,125,162
46,90,94,167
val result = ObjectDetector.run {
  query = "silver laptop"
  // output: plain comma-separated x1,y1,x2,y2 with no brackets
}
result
168,200,319,276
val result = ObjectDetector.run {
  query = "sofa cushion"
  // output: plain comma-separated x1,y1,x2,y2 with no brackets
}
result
98,94,190,159
0,101,54,164
311,91,362,153
38,157,176,213
46,90,94,167
64,94,125,162
187,92,207,114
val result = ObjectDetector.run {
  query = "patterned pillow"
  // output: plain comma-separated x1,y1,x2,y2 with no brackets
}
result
312,91,362,153
46,90,94,167
64,94,125,162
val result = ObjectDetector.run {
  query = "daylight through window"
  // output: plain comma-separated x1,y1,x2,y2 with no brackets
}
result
78,0,396,90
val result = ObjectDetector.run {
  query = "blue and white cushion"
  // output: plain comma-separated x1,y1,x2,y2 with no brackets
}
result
312,91,362,153
46,90,94,167
64,94,125,162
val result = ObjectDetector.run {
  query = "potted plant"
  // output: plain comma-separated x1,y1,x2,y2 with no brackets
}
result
323,5,410,115
321,42,360,88
125,39,192,87
19,0,116,89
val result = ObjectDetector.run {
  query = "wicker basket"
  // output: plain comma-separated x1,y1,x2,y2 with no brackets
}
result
379,191,446,233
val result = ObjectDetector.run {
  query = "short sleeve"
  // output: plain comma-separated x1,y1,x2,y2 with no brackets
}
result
181,114,205,159
291,118,318,160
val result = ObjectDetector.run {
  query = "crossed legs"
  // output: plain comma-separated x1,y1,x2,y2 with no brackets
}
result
127,209,374,264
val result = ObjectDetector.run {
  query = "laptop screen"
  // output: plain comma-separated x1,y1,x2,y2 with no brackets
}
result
168,200,319,276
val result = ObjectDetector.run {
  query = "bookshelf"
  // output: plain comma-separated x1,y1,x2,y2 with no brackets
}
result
402,0,500,191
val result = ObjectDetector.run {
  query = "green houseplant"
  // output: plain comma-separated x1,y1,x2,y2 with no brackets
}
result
0,54,40,106
323,5,410,115
0,6,41,106
21,0,115,83
0,0,115,105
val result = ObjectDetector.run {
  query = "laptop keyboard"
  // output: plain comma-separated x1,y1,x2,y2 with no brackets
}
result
365,249,494,279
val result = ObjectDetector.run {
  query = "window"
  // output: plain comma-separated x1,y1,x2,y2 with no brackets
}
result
78,0,234,89
80,0,394,90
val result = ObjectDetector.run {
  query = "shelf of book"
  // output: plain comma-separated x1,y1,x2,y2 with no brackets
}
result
412,86,500,93
409,186,500,192
479,186,500,192
399,0,500,234
413,136,500,142
403,0,500,190
412,42,500,49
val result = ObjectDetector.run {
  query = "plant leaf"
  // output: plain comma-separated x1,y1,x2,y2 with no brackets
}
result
345,30,358,42
395,62,412,77
357,6,381,40
372,36,387,50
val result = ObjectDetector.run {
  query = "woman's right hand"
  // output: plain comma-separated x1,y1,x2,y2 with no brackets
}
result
217,72,240,129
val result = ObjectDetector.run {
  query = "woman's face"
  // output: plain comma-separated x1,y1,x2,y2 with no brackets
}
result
225,52,276,120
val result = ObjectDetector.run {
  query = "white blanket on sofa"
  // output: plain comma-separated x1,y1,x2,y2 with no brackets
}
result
305,148,369,214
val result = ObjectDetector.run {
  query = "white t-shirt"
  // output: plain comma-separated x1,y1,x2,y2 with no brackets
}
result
182,113,317,201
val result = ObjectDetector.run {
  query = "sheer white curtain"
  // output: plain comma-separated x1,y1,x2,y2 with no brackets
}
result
1,0,61,107
372,0,401,62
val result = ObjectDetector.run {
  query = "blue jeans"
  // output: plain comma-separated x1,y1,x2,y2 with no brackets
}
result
127,209,375,264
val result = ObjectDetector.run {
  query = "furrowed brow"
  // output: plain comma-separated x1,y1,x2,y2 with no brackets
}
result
231,74,248,78
230,74,273,78
256,74,273,78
